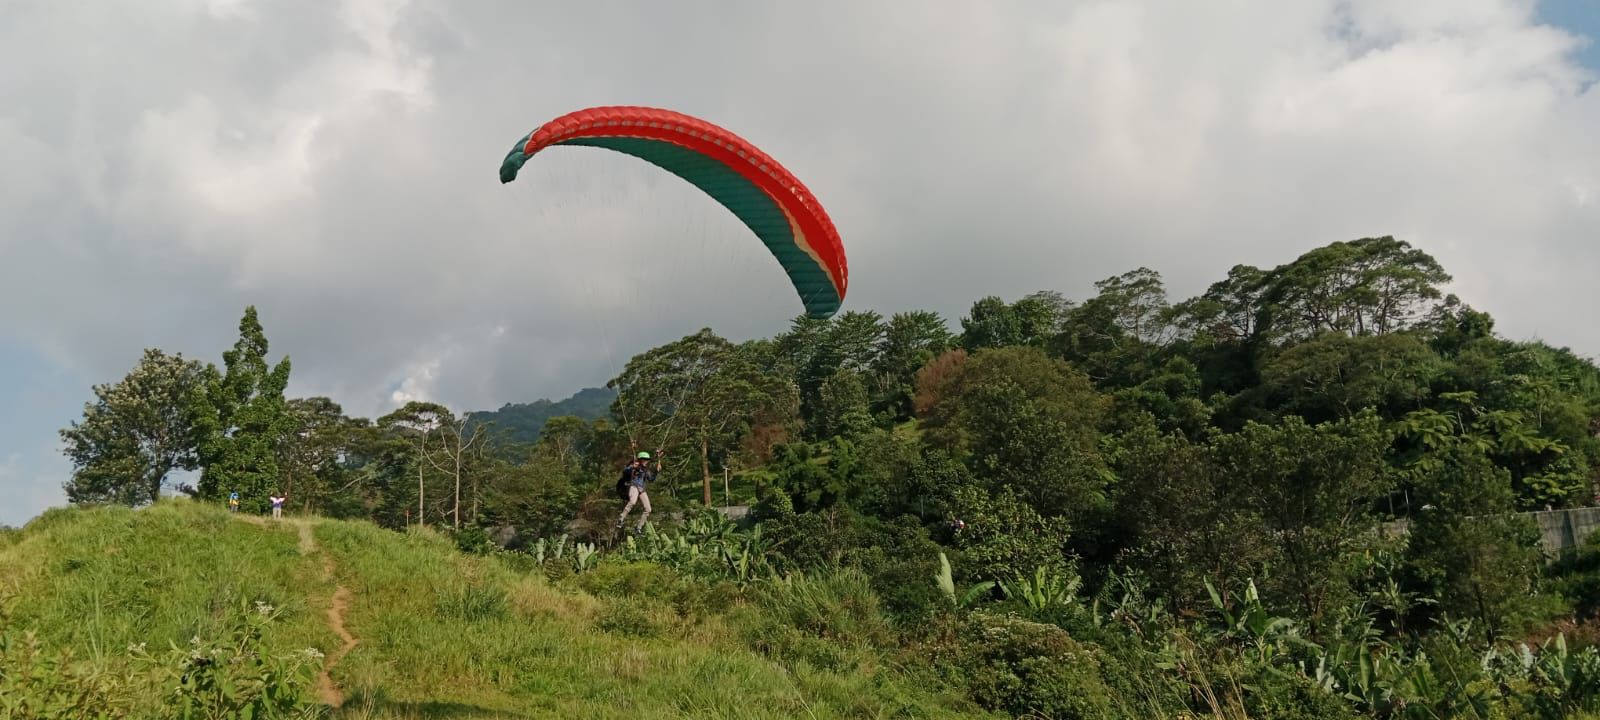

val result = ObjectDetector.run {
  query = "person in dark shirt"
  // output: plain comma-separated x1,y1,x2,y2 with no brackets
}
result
616,448,661,534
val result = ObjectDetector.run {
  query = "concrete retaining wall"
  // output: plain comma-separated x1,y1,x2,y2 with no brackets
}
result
1381,507,1600,556
1531,507,1600,555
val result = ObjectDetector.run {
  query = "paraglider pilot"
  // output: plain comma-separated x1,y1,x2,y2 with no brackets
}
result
616,445,662,534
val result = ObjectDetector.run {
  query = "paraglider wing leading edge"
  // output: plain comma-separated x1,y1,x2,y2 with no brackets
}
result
500,106,847,319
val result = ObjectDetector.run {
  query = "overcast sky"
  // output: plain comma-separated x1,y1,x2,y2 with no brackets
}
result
3,0,1598,526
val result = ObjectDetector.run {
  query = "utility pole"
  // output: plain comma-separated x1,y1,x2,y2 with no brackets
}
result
417,433,426,529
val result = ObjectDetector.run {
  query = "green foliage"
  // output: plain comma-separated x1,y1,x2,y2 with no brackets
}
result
1549,529,1600,621
7,502,987,718
814,368,874,440
1055,267,1177,386
437,583,509,622
755,566,893,648
462,387,615,446
1108,355,1213,438
872,310,955,416
766,441,844,512
1258,332,1443,422
922,346,1110,519
1482,633,1600,717
959,292,1070,352
475,424,595,540
1256,236,1451,342
136,600,322,719
1405,446,1550,641
0,628,140,719
611,329,800,500
1210,412,1395,626
1000,564,1083,618
60,348,205,507
275,396,361,514
45,234,1600,719
193,306,293,513
935,552,995,610
0,593,320,719
838,514,948,625
750,482,794,521
616,509,773,586
1108,416,1270,609
946,485,1073,583
935,612,1120,720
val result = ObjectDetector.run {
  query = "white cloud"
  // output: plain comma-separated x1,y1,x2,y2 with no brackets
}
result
1,0,1599,524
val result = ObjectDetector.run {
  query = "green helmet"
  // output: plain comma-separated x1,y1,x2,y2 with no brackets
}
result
637,451,651,460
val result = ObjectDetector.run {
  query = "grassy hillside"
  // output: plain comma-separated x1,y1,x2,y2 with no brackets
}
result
0,500,988,719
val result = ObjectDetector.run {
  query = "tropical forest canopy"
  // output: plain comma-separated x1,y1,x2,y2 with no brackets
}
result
50,235,1600,719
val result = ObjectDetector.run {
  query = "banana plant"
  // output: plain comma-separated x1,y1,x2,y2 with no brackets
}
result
999,565,1081,614
576,544,601,569
1202,578,1306,664
934,552,994,610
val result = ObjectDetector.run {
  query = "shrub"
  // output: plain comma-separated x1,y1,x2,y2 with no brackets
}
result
751,484,794,522
755,567,893,647
946,612,1119,720
597,602,662,639
451,525,495,555
139,601,323,719
0,630,140,719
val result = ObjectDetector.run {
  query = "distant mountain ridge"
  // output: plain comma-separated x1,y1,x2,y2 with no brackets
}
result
464,386,615,445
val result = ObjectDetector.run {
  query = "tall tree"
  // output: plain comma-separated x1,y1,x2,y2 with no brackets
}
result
379,401,457,527
872,310,954,417
60,349,204,506
959,292,1072,351
276,396,358,513
1057,268,1176,384
422,412,490,529
1109,417,1273,610
815,368,873,440
1212,412,1395,627
1257,332,1443,423
1175,264,1270,345
1257,236,1450,341
1403,445,1544,642
921,346,1109,520
192,307,293,512
776,311,886,436
612,330,799,505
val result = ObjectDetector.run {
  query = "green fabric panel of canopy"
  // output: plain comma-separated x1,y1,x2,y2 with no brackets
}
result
558,136,841,318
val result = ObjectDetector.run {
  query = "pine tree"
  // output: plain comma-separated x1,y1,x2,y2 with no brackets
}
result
193,306,292,513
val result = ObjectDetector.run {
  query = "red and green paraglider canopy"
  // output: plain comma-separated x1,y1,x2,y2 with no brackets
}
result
500,106,848,318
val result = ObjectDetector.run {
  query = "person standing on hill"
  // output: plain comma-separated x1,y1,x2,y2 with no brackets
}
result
228,492,240,513
269,493,286,519
615,447,662,535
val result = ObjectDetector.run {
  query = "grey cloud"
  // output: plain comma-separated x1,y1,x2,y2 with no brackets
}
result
1,0,1597,494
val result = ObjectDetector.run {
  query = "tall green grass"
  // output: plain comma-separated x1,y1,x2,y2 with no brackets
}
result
0,501,331,664
1,501,989,719
0,500,333,716
314,519,988,718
